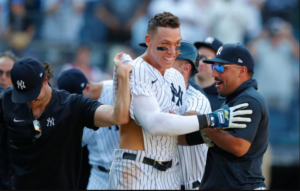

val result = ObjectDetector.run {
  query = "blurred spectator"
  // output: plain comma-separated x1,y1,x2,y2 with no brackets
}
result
41,0,85,43
80,0,108,43
0,51,17,89
61,45,111,82
262,0,298,24
24,0,43,40
208,0,255,44
95,0,150,43
241,0,266,42
247,17,299,146
147,0,208,42
0,0,9,38
8,0,35,51
248,17,299,112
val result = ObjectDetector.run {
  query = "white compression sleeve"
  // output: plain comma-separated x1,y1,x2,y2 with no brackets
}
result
132,94,201,136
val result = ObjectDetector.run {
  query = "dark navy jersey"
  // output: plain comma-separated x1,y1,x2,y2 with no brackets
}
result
0,88,102,189
201,79,269,190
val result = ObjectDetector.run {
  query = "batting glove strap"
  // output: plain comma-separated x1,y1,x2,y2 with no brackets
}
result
197,114,208,130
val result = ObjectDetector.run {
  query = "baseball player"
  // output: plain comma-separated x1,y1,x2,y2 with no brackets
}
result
0,54,131,189
57,69,119,190
172,40,211,190
109,12,253,190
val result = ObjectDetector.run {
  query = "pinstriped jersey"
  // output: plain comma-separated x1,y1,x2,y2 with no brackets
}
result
113,54,186,158
177,85,212,188
82,80,119,169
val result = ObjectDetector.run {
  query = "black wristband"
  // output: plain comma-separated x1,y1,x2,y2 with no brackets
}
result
197,114,208,130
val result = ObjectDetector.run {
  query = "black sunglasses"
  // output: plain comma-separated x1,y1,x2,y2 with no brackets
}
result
0,70,10,77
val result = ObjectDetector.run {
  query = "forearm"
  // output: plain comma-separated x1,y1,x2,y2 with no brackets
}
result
113,73,130,125
202,128,246,157
143,113,200,136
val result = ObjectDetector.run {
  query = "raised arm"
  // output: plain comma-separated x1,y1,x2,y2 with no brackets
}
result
93,53,132,127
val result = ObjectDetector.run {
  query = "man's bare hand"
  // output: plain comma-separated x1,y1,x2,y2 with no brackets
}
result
114,52,133,78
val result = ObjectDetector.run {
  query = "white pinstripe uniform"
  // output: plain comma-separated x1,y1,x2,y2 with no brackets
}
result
82,80,120,190
177,85,212,190
109,54,186,190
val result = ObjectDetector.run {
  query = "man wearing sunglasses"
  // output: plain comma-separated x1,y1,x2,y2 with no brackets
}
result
190,36,224,111
0,51,18,89
188,43,269,190
0,54,132,189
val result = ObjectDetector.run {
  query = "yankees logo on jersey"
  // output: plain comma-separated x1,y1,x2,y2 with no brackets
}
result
110,54,186,190
178,85,212,190
171,83,183,106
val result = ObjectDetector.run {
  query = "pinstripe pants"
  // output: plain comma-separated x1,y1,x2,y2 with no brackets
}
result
109,149,181,190
87,165,109,190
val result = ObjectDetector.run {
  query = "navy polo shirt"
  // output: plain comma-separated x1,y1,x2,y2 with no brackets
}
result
201,79,269,190
0,88,101,189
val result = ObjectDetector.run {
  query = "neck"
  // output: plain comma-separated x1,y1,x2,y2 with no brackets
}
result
142,51,166,75
89,82,103,101
194,75,215,89
184,75,190,89
30,85,52,118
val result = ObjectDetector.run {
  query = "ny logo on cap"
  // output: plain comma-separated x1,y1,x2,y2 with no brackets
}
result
217,46,223,56
17,80,26,90
81,83,85,88
238,58,243,63
204,37,214,44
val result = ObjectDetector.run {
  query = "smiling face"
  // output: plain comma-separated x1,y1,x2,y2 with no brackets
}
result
146,27,181,72
212,63,244,97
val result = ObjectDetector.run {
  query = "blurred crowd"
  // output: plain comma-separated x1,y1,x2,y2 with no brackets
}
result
0,0,299,165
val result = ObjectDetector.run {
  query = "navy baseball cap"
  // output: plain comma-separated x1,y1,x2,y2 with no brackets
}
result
10,57,45,103
203,43,255,72
194,36,223,53
176,40,198,71
57,69,88,95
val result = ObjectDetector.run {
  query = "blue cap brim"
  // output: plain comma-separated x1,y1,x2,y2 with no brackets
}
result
12,83,43,103
203,57,232,64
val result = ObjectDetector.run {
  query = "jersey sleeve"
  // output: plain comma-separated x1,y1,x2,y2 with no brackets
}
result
228,96,263,143
73,95,102,130
130,59,153,97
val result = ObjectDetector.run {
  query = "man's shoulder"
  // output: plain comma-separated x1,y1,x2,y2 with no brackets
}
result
237,88,267,109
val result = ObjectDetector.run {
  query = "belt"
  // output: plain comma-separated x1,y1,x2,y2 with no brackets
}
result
181,181,201,190
97,165,110,173
122,152,175,171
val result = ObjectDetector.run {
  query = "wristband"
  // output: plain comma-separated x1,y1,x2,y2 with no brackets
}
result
197,114,208,130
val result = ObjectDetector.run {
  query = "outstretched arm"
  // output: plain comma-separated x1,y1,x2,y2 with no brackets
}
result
94,53,132,127
132,94,252,136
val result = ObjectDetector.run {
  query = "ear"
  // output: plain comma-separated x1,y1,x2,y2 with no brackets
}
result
145,34,151,47
185,63,192,73
238,66,247,78
84,84,90,93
